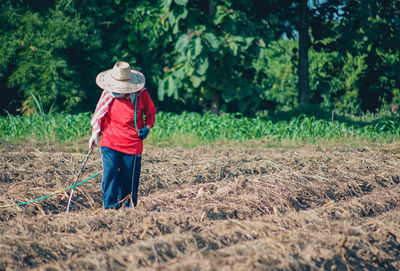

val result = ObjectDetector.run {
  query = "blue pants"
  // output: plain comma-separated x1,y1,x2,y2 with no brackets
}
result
100,147,142,209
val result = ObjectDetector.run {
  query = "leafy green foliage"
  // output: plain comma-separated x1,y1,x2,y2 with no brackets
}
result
157,0,272,114
256,39,365,114
1,112,399,146
314,0,400,113
258,40,298,110
0,112,92,144
0,0,399,116
0,1,101,114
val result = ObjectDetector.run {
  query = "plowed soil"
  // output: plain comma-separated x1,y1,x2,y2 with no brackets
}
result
1,143,400,270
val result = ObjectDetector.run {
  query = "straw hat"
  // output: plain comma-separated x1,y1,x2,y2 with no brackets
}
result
96,61,145,93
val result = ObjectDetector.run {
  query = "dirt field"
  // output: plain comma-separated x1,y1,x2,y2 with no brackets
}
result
1,143,400,270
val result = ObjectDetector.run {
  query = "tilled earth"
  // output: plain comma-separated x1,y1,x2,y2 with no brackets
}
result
0,143,400,270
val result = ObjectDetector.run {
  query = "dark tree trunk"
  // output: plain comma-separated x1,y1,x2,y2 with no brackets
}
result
209,0,220,115
210,90,221,115
298,0,311,104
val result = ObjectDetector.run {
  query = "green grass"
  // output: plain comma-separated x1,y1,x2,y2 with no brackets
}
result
0,111,399,148
0,112,92,145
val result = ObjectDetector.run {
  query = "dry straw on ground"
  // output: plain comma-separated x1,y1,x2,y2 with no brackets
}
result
0,144,399,270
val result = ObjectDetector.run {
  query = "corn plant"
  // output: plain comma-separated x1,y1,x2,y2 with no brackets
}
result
1,112,399,147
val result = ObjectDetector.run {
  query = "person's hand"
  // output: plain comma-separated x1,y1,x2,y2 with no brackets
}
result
138,127,150,140
89,133,99,148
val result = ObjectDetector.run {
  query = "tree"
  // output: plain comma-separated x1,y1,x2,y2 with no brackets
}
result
157,0,277,115
1,0,399,116
338,0,400,112
0,0,102,114
298,0,311,104
310,0,400,113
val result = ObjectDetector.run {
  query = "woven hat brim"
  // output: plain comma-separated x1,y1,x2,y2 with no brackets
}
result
96,69,145,93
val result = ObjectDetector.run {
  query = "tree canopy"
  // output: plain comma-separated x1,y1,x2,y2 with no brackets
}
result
0,0,399,116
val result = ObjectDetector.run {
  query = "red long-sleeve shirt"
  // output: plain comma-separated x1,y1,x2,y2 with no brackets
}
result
99,89,156,154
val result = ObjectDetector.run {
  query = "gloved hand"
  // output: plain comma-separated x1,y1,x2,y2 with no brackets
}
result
89,133,99,148
138,127,150,140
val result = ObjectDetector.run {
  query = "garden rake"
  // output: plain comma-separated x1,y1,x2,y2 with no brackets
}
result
66,144,95,213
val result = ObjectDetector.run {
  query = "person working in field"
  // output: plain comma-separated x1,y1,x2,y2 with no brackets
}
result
89,61,156,209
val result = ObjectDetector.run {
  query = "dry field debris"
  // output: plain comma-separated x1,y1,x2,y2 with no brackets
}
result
0,144,400,270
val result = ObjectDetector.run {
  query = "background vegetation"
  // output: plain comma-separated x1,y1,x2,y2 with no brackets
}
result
0,0,399,118
1,111,399,148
